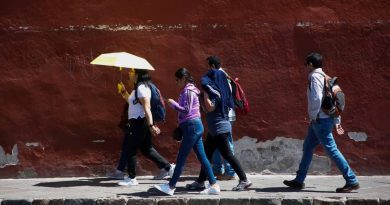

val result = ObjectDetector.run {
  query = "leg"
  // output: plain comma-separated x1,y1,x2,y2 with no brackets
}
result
197,133,218,182
117,132,130,171
212,150,224,175
295,123,320,183
140,124,170,170
192,121,216,185
215,133,247,181
126,120,145,179
223,123,236,176
315,118,358,185
168,120,200,188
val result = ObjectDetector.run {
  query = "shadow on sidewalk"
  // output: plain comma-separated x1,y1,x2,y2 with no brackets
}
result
118,187,190,198
34,178,119,188
255,187,335,193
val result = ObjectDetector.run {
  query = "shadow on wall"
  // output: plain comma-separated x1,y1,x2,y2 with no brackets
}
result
234,136,331,174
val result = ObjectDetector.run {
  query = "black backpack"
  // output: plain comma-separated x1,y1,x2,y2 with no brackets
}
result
316,72,345,118
134,82,166,122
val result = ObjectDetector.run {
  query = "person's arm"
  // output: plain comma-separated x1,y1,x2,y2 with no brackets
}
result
198,92,206,113
118,82,130,102
139,97,161,136
168,90,193,114
308,74,323,121
334,116,344,135
203,92,216,112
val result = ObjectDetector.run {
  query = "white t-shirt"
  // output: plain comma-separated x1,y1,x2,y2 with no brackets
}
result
127,83,151,119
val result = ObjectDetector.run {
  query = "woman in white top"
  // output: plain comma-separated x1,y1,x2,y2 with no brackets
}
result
116,69,174,186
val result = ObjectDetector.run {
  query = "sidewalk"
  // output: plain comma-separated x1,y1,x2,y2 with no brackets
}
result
1,175,390,204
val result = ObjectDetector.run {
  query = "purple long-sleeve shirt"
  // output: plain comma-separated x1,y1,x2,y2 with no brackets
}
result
169,83,201,124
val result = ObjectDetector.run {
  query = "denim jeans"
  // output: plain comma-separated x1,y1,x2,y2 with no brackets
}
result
295,118,358,185
211,122,236,176
169,118,216,187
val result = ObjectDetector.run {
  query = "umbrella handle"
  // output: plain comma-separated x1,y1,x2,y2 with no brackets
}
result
117,82,125,94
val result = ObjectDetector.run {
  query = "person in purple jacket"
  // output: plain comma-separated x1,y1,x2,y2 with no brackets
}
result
154,68,220,196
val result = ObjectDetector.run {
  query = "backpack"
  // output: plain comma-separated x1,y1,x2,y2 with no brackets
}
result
316,72,345,118
228,76,249,115
134,82,166,122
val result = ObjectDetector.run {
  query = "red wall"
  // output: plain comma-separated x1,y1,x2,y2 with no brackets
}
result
1,0,390,177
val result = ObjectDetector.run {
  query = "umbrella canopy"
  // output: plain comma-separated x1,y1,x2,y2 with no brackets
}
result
90,52,155,70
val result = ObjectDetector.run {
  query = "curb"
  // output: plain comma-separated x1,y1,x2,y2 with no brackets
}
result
2,198,390,205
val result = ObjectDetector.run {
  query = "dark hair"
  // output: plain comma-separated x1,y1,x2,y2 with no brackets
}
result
175,67,194,83
206,56,221,69
306,52,323,68
135,69,151,85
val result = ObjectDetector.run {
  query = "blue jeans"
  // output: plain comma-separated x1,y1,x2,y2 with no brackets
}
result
169,118,216,187
295,118,358,185
211,122,236,176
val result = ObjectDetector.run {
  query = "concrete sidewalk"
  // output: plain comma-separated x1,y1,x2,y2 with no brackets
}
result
1,175,390,204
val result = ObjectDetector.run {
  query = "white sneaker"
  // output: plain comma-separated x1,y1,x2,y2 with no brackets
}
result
118,177,138,186
154,164,175,180
168,164,176,178
200,184,220,195
154,183,175,196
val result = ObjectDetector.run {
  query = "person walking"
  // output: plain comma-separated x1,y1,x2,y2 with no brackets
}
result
116,68,175,186
212,65,237,180
154,68,220,195
283,52,360,193
186,56,252,192
106,102,131,180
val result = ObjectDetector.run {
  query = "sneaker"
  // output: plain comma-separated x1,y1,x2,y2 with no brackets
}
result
168,164,176,178
336,183,360,193
154,183,175,196
232,180,252,191
283,180,305,189
118,177,138,186
185,181,206,190
106,170,125,180
200,184,220,195
154,164,175,180
216,174,236,181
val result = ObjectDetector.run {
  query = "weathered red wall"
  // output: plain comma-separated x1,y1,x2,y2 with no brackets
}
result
1,0,390,177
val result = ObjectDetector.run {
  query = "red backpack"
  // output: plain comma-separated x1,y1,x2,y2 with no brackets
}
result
228,77,249,115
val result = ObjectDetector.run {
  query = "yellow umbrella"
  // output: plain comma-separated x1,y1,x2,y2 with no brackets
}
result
90,52,155,71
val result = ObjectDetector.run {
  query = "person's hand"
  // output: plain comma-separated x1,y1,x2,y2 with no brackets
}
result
335,124,345,135
149,125,161,136
167,98,175,106
117,82,126,94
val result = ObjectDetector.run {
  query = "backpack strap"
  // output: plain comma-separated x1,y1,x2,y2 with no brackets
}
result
310,71,329,92
133,83,140,105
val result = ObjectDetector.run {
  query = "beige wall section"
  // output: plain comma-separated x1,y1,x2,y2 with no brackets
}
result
0,145,19,168
234,137,331,174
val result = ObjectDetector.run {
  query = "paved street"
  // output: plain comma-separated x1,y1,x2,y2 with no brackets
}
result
1,175,390,204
